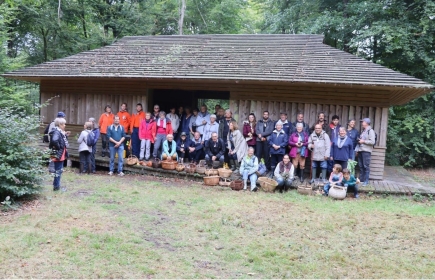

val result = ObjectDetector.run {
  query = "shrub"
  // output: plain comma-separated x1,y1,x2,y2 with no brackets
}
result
0,107,48,199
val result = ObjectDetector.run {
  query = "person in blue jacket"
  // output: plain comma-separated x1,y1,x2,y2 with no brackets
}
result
268,121,289,173
161,134,178,161
345,119,360,160
176,132,192,162
331,127,354,169
188,132,205,163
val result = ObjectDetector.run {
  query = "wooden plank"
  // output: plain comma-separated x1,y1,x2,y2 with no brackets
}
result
336,105,342,125
342,105,349,124
348,106,355,121
355,106,362,131
374,107,382,143
329,105,335,123
379,107,389,147
369,107,375,130
291,102,297,123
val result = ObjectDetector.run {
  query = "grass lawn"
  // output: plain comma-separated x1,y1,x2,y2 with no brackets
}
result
1,169,435,278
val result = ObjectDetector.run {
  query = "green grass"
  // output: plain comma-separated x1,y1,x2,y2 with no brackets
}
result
1,169,435,278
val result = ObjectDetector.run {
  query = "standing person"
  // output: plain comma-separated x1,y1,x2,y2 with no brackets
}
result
289,123,309,182
331,127,353,169
180,107,193,137
203,114,220,142
356,118,376,186
88,117,100,174
268,121,288,173
346,119,360,160
98,105,114,157
218,109,236,165
168,106,180,140
292,112,310,134
153,111,173,159
311,112,330,135
130,103,145,158
117,103,131,133
308,124,331,183
189,108,199,139
255,111,274,171
162,134,178,161
176,132,192,162
188,132,205,163
49,118,68,191
275,112,293,136
139,112,156,161
178,106,185,120
152,104,160,120
239,147,259,191
77,121,93,174
214,104,221,115
216,108,225,124
194,105,210,140
47,112,71,142
274,155,294,193
243,113,257,149
107,115,126,176
227,121,248,171
327,115,341,174
204,132,225,168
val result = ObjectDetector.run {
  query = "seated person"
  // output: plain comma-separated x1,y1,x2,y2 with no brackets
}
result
341,168,360,199
188,132,205,164
204,132,225,167
323,164,343,196
161,134,178,161
274,155,294,193
239,147,259,191
176,132,192,162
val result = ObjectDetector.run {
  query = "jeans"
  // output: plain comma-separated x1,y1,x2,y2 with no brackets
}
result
109,145,124,173
153,134,166,158
79,150,91,173
350,149,355,161
256,140,270,170
276,176,293,190
205,154,224,166
327,159,334,173
334,160,348,170
53,160,64,189
228,152,237,161
131,127,140,158
270,154,284,170
358,151,371,182
312,160,327,169
90,145,96,172
242,170,258,191
101,133,109,153
140,139,152,160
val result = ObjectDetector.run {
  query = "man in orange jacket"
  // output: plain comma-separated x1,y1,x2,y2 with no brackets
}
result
130,103,145,158
98,105,114,157
117,103,131,133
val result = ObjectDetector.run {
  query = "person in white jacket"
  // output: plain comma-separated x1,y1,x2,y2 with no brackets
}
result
77,121,93,174
195,105,210,140
167,107,180,140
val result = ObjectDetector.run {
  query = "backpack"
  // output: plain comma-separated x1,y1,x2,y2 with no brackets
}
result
86,130,95,146
370,129,377,146
42,122,53,143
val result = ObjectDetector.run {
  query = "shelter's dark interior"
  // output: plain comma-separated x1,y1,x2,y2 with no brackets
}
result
150,89,229,112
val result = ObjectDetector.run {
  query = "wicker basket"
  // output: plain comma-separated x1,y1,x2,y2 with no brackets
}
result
152,158,161,168
218,168,233,178
297,184,313,195
329,184,347,200
195,165,206,174
161,159,177,170
203,176,220,186
230,180,244,191
219,178,231,187
175,163,185,172
205,168,219,176
185,163,196,174
258,177,278,192
126,155,138,166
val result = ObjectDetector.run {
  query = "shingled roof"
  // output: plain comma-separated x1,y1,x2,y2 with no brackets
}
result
3,34,433,90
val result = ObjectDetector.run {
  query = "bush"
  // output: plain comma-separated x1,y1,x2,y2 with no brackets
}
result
0,107,48,199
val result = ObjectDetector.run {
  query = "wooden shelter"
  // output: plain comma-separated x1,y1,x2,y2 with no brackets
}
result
3,34,433,180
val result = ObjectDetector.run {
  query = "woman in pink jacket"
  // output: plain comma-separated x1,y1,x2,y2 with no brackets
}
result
288,123,309,182
139,112,156,160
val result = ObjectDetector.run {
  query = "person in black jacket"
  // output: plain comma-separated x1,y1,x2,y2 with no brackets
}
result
176,132,192,162
204,132,225,167
255,111,274,170
188,132,205,163
48,118,69,191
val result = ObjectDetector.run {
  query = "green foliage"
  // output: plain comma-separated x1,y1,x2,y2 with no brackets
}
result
0,107,49,199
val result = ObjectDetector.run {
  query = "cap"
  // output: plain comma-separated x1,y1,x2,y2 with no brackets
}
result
180,132,187,136
57,111,66,118
210,114,217,119
361,118,371,124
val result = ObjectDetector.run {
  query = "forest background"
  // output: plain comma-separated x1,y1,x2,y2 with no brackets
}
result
0,0,434,167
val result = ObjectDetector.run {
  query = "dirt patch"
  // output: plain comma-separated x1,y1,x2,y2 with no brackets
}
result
72,189,94,197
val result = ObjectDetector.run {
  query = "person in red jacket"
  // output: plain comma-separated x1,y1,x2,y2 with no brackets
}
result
243,113,257,149
152,111,173,159
139,112,156,160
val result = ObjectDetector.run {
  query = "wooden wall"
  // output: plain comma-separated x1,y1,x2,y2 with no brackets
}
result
229,94,389,180
40,79,148,124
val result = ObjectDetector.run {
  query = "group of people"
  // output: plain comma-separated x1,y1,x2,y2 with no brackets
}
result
47,103,376,196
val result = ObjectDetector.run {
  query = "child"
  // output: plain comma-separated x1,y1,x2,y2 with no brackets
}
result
342,168,360,199
323,164,343,196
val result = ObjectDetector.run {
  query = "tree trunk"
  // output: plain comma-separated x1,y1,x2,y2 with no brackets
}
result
178,0,186,35
373,36,377,63
342,0,350,52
